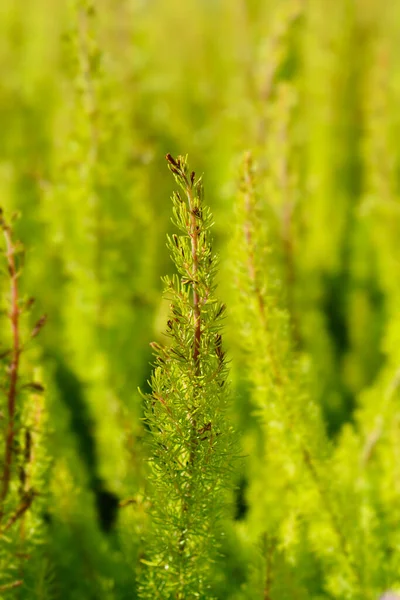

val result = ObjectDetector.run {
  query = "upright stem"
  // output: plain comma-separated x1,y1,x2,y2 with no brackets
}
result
77,3,98,168
277,107,301,347
187,187,201,376
166,157,204,589
239,156,362,587
0,223,21,520
263,534,275,600
242,156,282,388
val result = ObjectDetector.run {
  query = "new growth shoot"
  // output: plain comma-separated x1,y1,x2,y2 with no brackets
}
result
139,155,234,599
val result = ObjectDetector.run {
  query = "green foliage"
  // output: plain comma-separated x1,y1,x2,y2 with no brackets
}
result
2,0,400,598
138,155,234,599
232,153,359,598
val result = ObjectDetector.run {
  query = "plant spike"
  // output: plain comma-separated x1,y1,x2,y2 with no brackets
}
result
138,154,234,600
232,153,365,597
0,211,22,516
0,210,48,593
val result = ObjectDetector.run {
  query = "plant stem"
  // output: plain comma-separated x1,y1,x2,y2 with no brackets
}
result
239,156,362,587
0,221,21,522
242,154,282,388
189,188,201,376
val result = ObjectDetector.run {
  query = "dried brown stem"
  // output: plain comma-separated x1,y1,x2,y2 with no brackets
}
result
188,189,201,376
0,220,21,521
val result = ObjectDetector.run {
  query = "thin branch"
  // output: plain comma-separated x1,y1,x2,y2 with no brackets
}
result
0,217,21,521
241,153,282,387
263,534,275,600
188,188,201,376
239,157,362,587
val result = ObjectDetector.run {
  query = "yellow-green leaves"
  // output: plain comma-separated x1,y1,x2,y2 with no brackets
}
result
139,156,234,599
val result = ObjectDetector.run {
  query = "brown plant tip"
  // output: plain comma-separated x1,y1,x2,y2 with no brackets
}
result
165,153,179,167
216,304,226,318
198,422,211,436
192,207,202,219
30,314,47,338
149,341,162,352
22,382,45,393
25,297,35,311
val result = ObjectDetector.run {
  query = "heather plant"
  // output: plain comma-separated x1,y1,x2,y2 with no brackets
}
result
33,1,149,595
232,153,367,599
228,3,400,598
0,211,48,597
138,155,235,599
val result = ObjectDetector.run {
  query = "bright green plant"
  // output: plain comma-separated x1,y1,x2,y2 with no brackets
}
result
232,153,371,599
138,154,235,599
